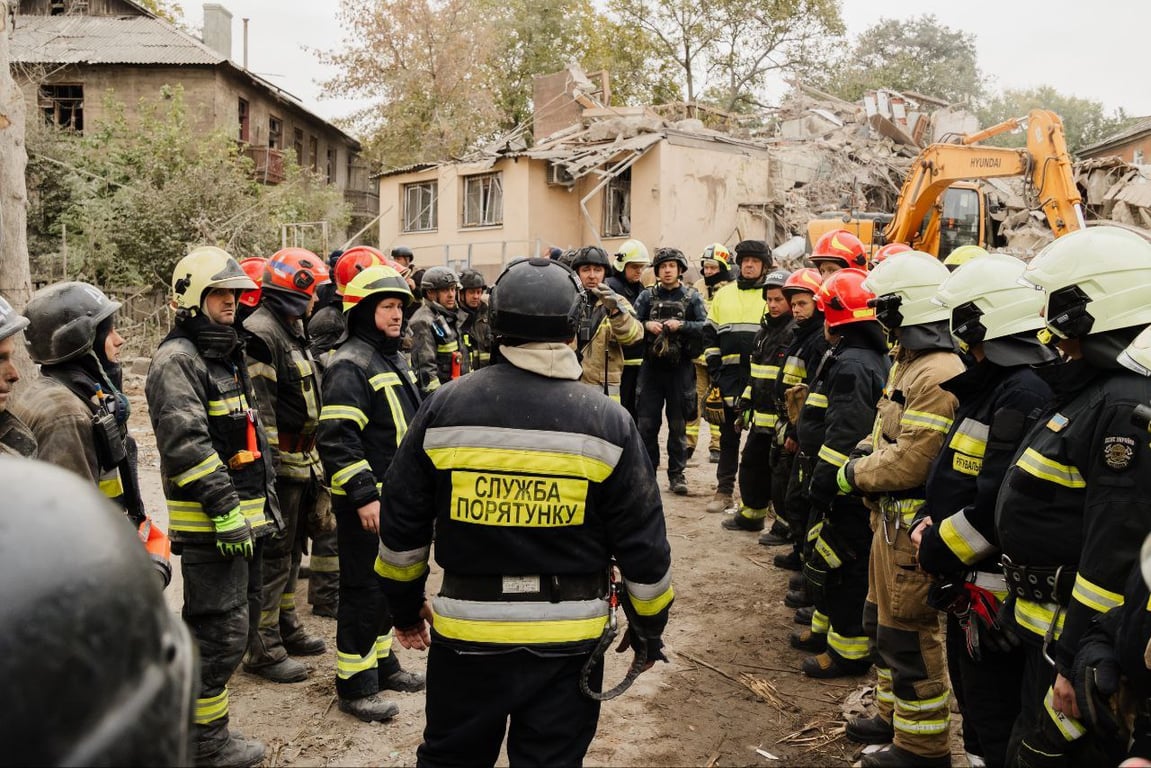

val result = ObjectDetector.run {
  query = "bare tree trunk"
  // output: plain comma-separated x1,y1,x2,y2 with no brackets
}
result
0,2,35,384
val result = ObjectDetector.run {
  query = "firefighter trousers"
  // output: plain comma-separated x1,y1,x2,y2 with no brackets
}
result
637,360,696,478
771,443,793,526
784,454,814,552
182,538,264,757
620,364,640,421
334,505,399,701
737,429,774,513
417,645,603,768
868,517,951,759
685,361,720,453
306,485,339,612
813,506,871,666
946,612,1023,767
715,405,741,496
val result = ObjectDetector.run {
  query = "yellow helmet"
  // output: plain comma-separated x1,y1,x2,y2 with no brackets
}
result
942,245,988,270
700,243,732,269
170,246,255,312
342,265,414,313
613,239,651,272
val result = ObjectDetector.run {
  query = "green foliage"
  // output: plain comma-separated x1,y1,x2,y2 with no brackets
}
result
25,87,347,288
134,0,184,24
815,15,985,105
977,86,1137,154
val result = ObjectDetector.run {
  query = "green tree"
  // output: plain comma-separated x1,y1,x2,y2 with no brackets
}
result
978,86,1136,154
136,0,184,24
816,15,985,105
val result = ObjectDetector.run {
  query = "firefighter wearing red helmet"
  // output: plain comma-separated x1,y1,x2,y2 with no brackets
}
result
811,229,868,277
309,246,388,360
237,256,267,327
868,242,912,271
787,269,889,687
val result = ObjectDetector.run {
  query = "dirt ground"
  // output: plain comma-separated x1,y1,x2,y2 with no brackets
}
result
124,372,901,768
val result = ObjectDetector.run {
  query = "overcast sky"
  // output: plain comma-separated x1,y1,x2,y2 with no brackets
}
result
197,1,1151,130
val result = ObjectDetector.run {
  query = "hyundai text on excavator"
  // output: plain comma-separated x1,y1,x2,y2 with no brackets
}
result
807,109,1085,260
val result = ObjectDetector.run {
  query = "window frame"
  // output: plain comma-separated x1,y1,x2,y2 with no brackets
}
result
268,115,283,149
403,180,439,233
602,166,632,238
237,98,250,143
461,172,503,228
39,83,84,132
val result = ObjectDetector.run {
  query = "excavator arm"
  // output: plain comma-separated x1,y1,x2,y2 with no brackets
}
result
883,109,1085,250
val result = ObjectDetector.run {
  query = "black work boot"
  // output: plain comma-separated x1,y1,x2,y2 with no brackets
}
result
793,605,814,625
197,726,266,768
773,549,802,571
789,629,826,652
281,615,327,656
784,588,812,608
788,572,805,591
721,511,765,532
845,713,894,745
312,602,338,619
860,744,951,767
801,652,870,679
338,693,399,722
757,519,791,546
668,474,688,495
381,667,426,692
244,656,308,683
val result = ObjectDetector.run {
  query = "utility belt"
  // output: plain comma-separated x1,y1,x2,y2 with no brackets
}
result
440,572,608,603
1000,555,1076,604
968,569,1008,594
278,432,316,453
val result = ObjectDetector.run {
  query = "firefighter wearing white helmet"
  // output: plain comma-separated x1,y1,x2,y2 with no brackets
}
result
146,245,278,767
836,251,967,767
989,226,1151,768
0,295,34,457
607,239,653,417
688,243,733,462
904,253,1057,768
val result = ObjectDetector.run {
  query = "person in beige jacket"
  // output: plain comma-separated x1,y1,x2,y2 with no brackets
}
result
571,246,643,401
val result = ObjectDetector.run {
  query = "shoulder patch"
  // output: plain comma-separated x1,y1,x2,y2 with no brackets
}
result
1103,435,1136,471
1046,413,1069,432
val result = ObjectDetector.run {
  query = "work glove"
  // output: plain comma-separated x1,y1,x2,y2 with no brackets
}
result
1073,624,1128,754
835,460,856,495
848,442,873,461
703,386,726,425
734,396,752,433
592,284,621,313
212,507,254,559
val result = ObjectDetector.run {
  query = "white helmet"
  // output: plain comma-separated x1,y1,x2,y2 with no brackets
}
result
934,252,1045,344
1119,325,1151,376
1020,226,1151,339
861,250,951,329
613,239,651,272
170,246,256,313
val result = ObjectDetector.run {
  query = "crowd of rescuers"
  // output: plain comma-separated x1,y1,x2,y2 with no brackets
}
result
10,227,1151,768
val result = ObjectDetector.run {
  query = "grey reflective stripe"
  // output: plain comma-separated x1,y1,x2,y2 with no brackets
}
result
378,542,430,567
722,323,760,334
433,596,609,621
423,426,623,469
624,569,672,601
971,570,1006,592
948,510,994,559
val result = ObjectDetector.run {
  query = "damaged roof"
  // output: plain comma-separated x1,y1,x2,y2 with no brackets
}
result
1079,116,1151,157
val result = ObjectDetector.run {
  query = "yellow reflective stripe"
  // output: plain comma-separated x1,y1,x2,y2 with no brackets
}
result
782,356,806,384
901,409,954,434
893,713,949,735
381,385,409,447
721,353,741,365
814,534,842,568
896,691,950,712
949,418,988,458
337,648,377,679
319,404,369,429
309,555,339,572
752,412,779,428
279,592,295,612
207,394,247,416
331,481,382,497
426,378,442,392
432,613,608,644
817,444,849,468
332,459,371,489
166,500,215,532
247,361,277,381
374,554,429,582
99,474,124,498
375,631,394,659
427,447,615,483
827,630,870,660
240,497,268,529
194,688,229,725
369,372,402,389
1044,686,1087,741
750,363,780,380
811,609,829,634
172,453,225,488
1016,448,1086,489
938,512,995,566
703,346,721,358
628,585,675,617
805,392,828,408
1072,574,1124,613
1014,599,1065,640
623,358,643,366
436,341,459,353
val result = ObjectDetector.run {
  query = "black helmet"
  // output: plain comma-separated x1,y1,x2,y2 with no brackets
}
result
459,268,487,290
420,266,460,294
734,239,772,266
0,295,29,343
0,457,196,765
391,245,414,262
24,281,121,364
570,246,611,271
490,258,583,342
652,247,688,273
763,269,792,289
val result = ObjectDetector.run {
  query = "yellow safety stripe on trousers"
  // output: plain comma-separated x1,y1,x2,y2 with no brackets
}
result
331,459,371,490
1016,448,1086,489
99,472,124,498
876,667,895,703
436,341,459,354
901,409,954,434
374,542,431,582
938,511,995,566
814,533,842,568
432,596,608,645
750,363,780,380
166,496,268,533
685,423,700,437
195,688,229,725
1044,686,1087,741
896,690,949,713
811,610,830,634
782,356,807,385
624,571,675,616
318,404,369,430
881,498,925,527
893,713,949,736
336,647,378,679
738,505,768,521
827,629,870,660
375,631,394,659
1072,573,1124,613
309,555,339,572
948,418,989,458
279,592,296,612
703,346,721,359
817,444,849,468
424,426,622,482
805,392,828,408
1014,599,1065,640
172,453,226,488
207,393,249,417
247,360,277,381
752,411,779,429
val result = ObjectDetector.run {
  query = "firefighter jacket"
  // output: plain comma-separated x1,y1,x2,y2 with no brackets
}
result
703,282,767,401
316,332,421,510
409,299,471,395
375,343,674,655
633,283,707,365
146,318,278,545
742,311,795,433
692,275,732,365
460,299,493,369
916,360,1053,578
607,273,647,372
577,291,643,398
0,410,36,457
243,305,324,481
846,343,966,528
307,301,345,361
994,356,1151,674
774,311,829,442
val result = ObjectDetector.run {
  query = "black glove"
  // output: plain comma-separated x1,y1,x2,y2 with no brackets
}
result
1073,625,1127,755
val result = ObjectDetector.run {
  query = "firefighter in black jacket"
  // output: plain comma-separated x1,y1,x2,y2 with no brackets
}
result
410,266,471,395
724,269,793,532
377,258,674,768
317,265,426,723
790,269,889,679
991,227,1151,767
607,239,652,418
899,253,1056,767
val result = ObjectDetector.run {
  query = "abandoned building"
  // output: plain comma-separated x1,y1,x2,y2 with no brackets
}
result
1079,116,1151,165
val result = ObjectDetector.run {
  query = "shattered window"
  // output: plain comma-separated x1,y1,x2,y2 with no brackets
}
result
39,84,84,132
603,167,632,237
462,173,503,227
938,186,981,260
404,181,438,232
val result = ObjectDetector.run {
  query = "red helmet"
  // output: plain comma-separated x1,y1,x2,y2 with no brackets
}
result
812,229,867,269
263,248,330,297
782,267,823,297
334,246,387,294
869,242,912,270
238,257,266,308
816,268,877,328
